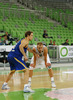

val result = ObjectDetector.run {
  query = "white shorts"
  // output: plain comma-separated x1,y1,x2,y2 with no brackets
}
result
29,54,51,70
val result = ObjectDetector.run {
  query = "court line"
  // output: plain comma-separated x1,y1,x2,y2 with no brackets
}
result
0,71,72,83
32,73,60,77
62,71,73,74
0,90,22,94
0,73,60,84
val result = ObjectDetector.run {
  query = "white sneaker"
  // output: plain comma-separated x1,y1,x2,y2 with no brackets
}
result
51,82,56,88
2,83,10,90
23,84,35,93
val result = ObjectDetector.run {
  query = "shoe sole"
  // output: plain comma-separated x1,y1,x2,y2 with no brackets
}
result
23,91,30,93
2,87,10,90
23,90,35,93
52,86,56,88
2,88,10,90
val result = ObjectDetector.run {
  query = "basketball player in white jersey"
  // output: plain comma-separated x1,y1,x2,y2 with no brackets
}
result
24,42,56,92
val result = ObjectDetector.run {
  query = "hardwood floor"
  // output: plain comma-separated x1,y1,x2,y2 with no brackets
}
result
0,67,73,93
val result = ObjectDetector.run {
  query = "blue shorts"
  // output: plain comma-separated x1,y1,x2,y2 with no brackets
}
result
7,54,28,72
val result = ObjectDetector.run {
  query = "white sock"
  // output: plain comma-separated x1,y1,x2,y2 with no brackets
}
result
28,77,31,82
51,77,54,82
4,82,7,85
28,77,31,86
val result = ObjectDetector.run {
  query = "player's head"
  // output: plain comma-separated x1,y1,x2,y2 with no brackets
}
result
66,39,68,43
5,32,8,35
50,40,52,43
4,35,7,40
37,42,43,52
25,31,33,41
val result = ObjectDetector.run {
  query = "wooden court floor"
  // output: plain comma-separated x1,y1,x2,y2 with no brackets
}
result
0,66,73,100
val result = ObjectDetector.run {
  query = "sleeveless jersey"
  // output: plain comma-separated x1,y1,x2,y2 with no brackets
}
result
9,39,27,58
30,45,51,65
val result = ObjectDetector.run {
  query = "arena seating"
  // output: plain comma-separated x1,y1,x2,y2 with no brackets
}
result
0,1,73,45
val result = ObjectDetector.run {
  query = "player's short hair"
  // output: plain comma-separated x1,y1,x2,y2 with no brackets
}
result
37,42,43,46
66,39,68,41
25,31,33,37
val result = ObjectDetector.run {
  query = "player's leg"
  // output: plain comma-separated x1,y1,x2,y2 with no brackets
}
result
24,65,34,93
2,56,16,90
23,69,28,82
6,70,15,83
2,55,27,90
27,56,34,87
24,56,35,93
47,54,56,88
2,55,16,90
11,57,33,92
2,70,15,90
28,65,33,86
48,66,56,88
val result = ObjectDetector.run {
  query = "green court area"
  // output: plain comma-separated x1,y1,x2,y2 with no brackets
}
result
0,88,57,100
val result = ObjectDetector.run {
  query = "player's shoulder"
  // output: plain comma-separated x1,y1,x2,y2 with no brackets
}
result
44,46,47,50
21,39,25,43
21,38,29,45
44,46,48,53
32,47,36,51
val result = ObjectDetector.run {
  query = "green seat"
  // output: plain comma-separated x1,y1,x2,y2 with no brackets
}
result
12,41,16,45
0,24,3,31
29,53,33,58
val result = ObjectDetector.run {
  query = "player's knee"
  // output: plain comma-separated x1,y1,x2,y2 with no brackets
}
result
10,71,15,75
47,66,51,69
29,66,34,70
23,70,26,73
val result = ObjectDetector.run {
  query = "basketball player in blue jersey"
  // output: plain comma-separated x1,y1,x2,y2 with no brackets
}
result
2,31,39,91
24,42,56,92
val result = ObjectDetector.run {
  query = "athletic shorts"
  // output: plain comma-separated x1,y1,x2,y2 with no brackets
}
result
7,54,28,72
30,54,51,69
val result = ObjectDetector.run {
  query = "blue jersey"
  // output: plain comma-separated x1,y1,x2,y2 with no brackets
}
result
9,39,27,58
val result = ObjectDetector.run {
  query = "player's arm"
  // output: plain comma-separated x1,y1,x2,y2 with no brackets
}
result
19,40,28,60
33,55,36,67
44,47,48,65
30,48,36,68
27,47,39,57
33,48,36,67
44,47,51,67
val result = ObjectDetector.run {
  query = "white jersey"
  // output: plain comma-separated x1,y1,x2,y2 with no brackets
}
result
30,46,51,69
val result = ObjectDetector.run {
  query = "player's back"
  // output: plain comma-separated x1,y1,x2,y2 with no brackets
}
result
9,39,27,58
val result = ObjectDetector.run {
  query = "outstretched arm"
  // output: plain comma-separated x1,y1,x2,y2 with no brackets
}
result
27,47,39,57
30,47,37,68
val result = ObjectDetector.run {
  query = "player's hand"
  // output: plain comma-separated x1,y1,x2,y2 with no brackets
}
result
30,64,35,68
37,54,40,58
34,53,39,58
45,63,51,68
24,56,28,61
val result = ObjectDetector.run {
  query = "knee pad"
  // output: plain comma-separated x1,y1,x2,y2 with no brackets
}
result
47,66,51,69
